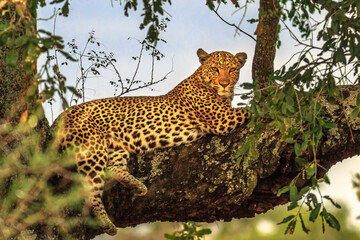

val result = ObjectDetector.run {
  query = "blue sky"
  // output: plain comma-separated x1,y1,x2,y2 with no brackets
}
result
37,0,360,236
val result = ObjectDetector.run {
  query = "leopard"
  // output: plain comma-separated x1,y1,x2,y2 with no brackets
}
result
52,48,250,236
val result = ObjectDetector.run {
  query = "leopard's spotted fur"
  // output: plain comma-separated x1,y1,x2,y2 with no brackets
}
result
53,49,249,235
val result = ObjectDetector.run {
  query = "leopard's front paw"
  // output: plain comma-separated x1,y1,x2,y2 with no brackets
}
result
102,220,117,236
133,182,148,196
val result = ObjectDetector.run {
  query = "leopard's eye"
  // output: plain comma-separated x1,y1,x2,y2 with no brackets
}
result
229,68,237,73
211,67,219,73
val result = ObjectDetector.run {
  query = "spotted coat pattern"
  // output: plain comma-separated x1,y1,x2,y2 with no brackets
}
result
53,49,249,235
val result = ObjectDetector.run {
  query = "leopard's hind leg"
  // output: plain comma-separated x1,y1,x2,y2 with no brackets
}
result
75,139,117,236
107,143,147,196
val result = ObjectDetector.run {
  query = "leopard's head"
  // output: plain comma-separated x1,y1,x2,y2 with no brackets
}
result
196,48,247,101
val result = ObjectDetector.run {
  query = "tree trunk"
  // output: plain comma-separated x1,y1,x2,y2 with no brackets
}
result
252,0,280,90
0,3,49,142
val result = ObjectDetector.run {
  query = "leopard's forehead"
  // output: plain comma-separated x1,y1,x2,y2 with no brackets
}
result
208,51,239,66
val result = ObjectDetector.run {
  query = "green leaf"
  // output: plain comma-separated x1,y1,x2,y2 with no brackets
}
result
278,215,295,225
323,174,331,184
206,0,215,10
323,211,341,231
295,157,306,166
317,116,336,128
301,140,309,151
164,233,172,239
277,186,290,196
311,176,319,187
294,143,301,156
61,1,69,17
334,48,346,64
285,93,294,104
195,228,212,237
234,142,250,158
298,186,309,198
350,106,359,121
306,164,315,180
288,201,298,210
324,122,336,128
323,195,341,209
0,23,9,31
285,220,297,234
307,193,318,207
290,185,299,202
309,204,321,222
6,49,18,67
242,82,255,89
14,36,28,46
299,213,310,234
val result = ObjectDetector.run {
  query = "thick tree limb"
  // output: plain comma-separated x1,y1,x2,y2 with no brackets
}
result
252,0,280,89
82,85,360,239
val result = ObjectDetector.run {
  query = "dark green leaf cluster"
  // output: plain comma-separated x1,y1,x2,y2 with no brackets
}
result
205,0,241,11
317,0,360,69
206,0,227,11
240,0,360,187
48,0,70,16
164,222,212,240
279,0,360,85
238,0,360,231
278,190,341,234
280,0,320,39
240,65,351,233
122,0,172,45
0,125,87,239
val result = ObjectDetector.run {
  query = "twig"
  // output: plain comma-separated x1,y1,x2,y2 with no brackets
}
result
127,44,145,94
213,9,256,42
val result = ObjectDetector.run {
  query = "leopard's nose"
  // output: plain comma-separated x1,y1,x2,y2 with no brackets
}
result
219,82,229,88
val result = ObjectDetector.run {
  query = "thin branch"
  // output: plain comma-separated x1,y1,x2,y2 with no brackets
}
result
231,1,249,38
126,44,145,95
281,20,323,51
121,67,174,96
120,56,174,96
213,9,256,42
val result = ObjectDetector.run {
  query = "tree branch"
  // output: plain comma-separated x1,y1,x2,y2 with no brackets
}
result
83,85,360,239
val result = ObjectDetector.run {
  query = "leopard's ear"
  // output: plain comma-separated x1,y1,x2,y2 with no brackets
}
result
235,52,247,68
197,48,210,64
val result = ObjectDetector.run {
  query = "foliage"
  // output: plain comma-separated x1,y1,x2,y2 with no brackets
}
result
164,222,212,240
0,122,87,239
211,203,359,240
353,173,360,220
277,189,341,234
115,0,172,45
0,1,87,238
235,0,360,235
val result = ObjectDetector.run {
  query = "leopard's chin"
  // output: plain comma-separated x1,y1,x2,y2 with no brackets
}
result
217,90,234,101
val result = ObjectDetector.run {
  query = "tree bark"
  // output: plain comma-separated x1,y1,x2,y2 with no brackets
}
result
0,2,50,142
252,0,280,90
